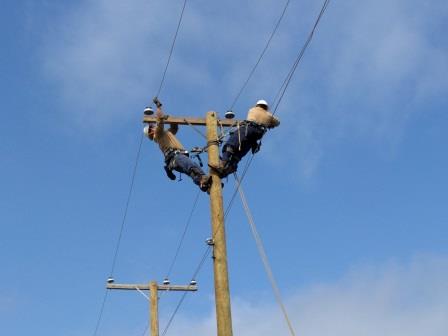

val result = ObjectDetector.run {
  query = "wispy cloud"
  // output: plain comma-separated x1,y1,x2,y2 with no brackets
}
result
39,0,448,173
264,0,448,177
165,254,448,336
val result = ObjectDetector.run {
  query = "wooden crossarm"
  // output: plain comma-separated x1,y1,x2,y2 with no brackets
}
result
143,115,243,127
107,283,198,291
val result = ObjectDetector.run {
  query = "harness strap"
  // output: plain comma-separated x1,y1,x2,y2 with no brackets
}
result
164,148,189,158
245,120,267,132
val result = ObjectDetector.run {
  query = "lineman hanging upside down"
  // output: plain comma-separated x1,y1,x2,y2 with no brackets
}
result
144,98,211,192
211,99,280,178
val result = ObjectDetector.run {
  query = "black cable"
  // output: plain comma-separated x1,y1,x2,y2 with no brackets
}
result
92,133,144,336
160,155,255,336
92,290,109,336
148,1,332,333
156,0,188,98
110,133,145,276
228,0,291,111
93,2,191,334
140,324,149,336
273,0,331,115
165,189,202,279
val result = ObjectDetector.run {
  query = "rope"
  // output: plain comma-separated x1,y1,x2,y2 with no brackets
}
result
228,0,291,111
156,0,188,98
272,0,331,115
160,156,255,335
147,1,332,333
234,172,296,336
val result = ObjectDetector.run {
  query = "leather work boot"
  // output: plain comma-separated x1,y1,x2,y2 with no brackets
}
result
164,166,176,180
199,175,212,192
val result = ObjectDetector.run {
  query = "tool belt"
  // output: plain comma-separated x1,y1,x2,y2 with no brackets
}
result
164,148,189,164
244,120,267,132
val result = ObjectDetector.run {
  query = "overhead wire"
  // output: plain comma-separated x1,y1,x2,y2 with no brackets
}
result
159,0,332,333
93,0,192,334
92,290,109,336
228,0,291,112
164,189,202,280
156,0,188,98
92,132,144,336
160,156,255,336
272,0,331,115
109,133,145,277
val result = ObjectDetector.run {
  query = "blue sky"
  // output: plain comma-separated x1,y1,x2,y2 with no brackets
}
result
1,0,448,335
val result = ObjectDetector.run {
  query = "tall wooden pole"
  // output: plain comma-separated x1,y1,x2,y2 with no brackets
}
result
150,281,159,336
206,111,233,336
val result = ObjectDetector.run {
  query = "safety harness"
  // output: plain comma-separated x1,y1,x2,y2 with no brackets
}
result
163,148,189,180
163,147,205,181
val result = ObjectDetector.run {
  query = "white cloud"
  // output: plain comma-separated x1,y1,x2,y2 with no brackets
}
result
264,0,448,178
165,254,448,336
40,0,287,128
39,0,448,174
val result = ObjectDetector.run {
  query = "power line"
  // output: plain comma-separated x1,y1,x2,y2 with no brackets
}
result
273,0,331,115
92,133,144,336
165,189,202,279
92,0,192,332
104,1,331,334
156,0,188,98
148,0,331,327
160,156,255,335
89,2,193,336
92,290,109,336
110,133,145,276
228,0,291,111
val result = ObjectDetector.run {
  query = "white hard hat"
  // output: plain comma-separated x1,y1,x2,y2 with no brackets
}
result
256,99,269,107
143,124,155,137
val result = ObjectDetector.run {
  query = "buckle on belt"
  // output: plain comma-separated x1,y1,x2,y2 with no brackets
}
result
247,121,266,131
164,148,189,158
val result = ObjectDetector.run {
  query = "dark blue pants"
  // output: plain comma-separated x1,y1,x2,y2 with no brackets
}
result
166,153,205,186
221,123,266,174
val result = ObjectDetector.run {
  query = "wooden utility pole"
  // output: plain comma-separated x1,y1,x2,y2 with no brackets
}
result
206,111,233,336
107,281,198,336
150,281,159,336
143,112,243,336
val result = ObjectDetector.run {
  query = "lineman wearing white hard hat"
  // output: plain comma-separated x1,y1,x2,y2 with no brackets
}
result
144,98,211,192
211,99,280,178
